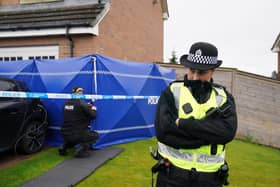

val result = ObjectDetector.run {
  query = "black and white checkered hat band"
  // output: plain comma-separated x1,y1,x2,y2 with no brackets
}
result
187,54,218,65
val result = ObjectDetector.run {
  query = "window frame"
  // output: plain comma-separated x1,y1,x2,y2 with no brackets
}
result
20,0,63,5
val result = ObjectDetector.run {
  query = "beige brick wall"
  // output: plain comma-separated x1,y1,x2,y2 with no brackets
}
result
159,63,280,149
233,72,280,148
278,52,280,80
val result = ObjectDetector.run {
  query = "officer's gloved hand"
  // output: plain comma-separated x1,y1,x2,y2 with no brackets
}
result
175,116,195,127
88,99,95,105
205,107,220,118
206,103,232,119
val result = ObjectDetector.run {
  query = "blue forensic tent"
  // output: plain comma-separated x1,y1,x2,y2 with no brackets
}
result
0,54,175,148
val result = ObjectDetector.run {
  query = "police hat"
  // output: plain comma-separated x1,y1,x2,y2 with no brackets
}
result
180,42,222,70
72,86,84,93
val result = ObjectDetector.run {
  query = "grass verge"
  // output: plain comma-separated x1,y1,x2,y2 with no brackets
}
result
0,138,279,187
0,148,71,187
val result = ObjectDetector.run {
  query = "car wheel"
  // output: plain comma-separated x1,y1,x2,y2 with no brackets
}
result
18,121,47,154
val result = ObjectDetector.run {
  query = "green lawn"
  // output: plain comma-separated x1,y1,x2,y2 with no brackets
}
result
0,138,279,187
0,148,71,187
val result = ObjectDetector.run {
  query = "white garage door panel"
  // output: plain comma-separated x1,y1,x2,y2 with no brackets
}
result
0,46,59,61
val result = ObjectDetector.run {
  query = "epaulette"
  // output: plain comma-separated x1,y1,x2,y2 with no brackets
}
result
169,79,183,86
212,83,231,95
212,82,226,89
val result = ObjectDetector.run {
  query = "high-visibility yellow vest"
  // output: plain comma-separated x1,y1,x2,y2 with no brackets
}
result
158,82,227,172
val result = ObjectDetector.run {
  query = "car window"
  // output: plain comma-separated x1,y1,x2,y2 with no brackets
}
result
0,80,16,101
0,81,15,91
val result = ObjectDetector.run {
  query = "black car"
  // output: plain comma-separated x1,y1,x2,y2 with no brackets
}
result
0,77,48,154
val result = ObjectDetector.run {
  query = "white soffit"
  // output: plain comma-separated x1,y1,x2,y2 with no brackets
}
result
0,26,99,38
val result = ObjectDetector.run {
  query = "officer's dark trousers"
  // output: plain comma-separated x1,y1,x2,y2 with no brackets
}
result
62,130,99,150
156,165,222,187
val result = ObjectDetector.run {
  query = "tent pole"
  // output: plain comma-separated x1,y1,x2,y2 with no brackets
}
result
92,57,98,95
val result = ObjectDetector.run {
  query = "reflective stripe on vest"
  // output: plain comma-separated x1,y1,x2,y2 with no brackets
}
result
172,86,181,110
158,142,225,164
158,82,228,172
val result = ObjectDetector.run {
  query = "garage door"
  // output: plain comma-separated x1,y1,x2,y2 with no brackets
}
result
0,45,59,62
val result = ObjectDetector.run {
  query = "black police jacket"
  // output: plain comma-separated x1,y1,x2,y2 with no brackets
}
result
62,99,96,136
154,77,237,149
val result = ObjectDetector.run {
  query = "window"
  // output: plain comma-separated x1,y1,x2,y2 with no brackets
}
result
0,57,23,62
0,46,59,62
20,0,63,4
0,80,16,101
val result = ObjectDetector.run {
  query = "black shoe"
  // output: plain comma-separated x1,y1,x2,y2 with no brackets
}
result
58,147,68,156
74,147,90,158
74,150,90,158
90,147,98,151
89,146,95,151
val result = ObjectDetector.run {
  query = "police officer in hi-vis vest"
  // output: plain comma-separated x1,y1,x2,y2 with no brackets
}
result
153,42,237,187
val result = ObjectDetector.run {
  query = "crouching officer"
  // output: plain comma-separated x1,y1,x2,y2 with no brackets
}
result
58,86,99,158
153,42,237,187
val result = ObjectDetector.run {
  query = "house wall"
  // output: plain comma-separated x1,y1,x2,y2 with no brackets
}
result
160,63,280,149
1,0,19,6
0,0,164,62
91,0,163,62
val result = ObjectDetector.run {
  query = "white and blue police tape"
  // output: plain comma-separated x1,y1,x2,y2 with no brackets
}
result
0,91,159,104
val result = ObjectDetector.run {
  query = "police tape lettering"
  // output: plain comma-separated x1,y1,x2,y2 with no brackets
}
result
148,96,159,105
